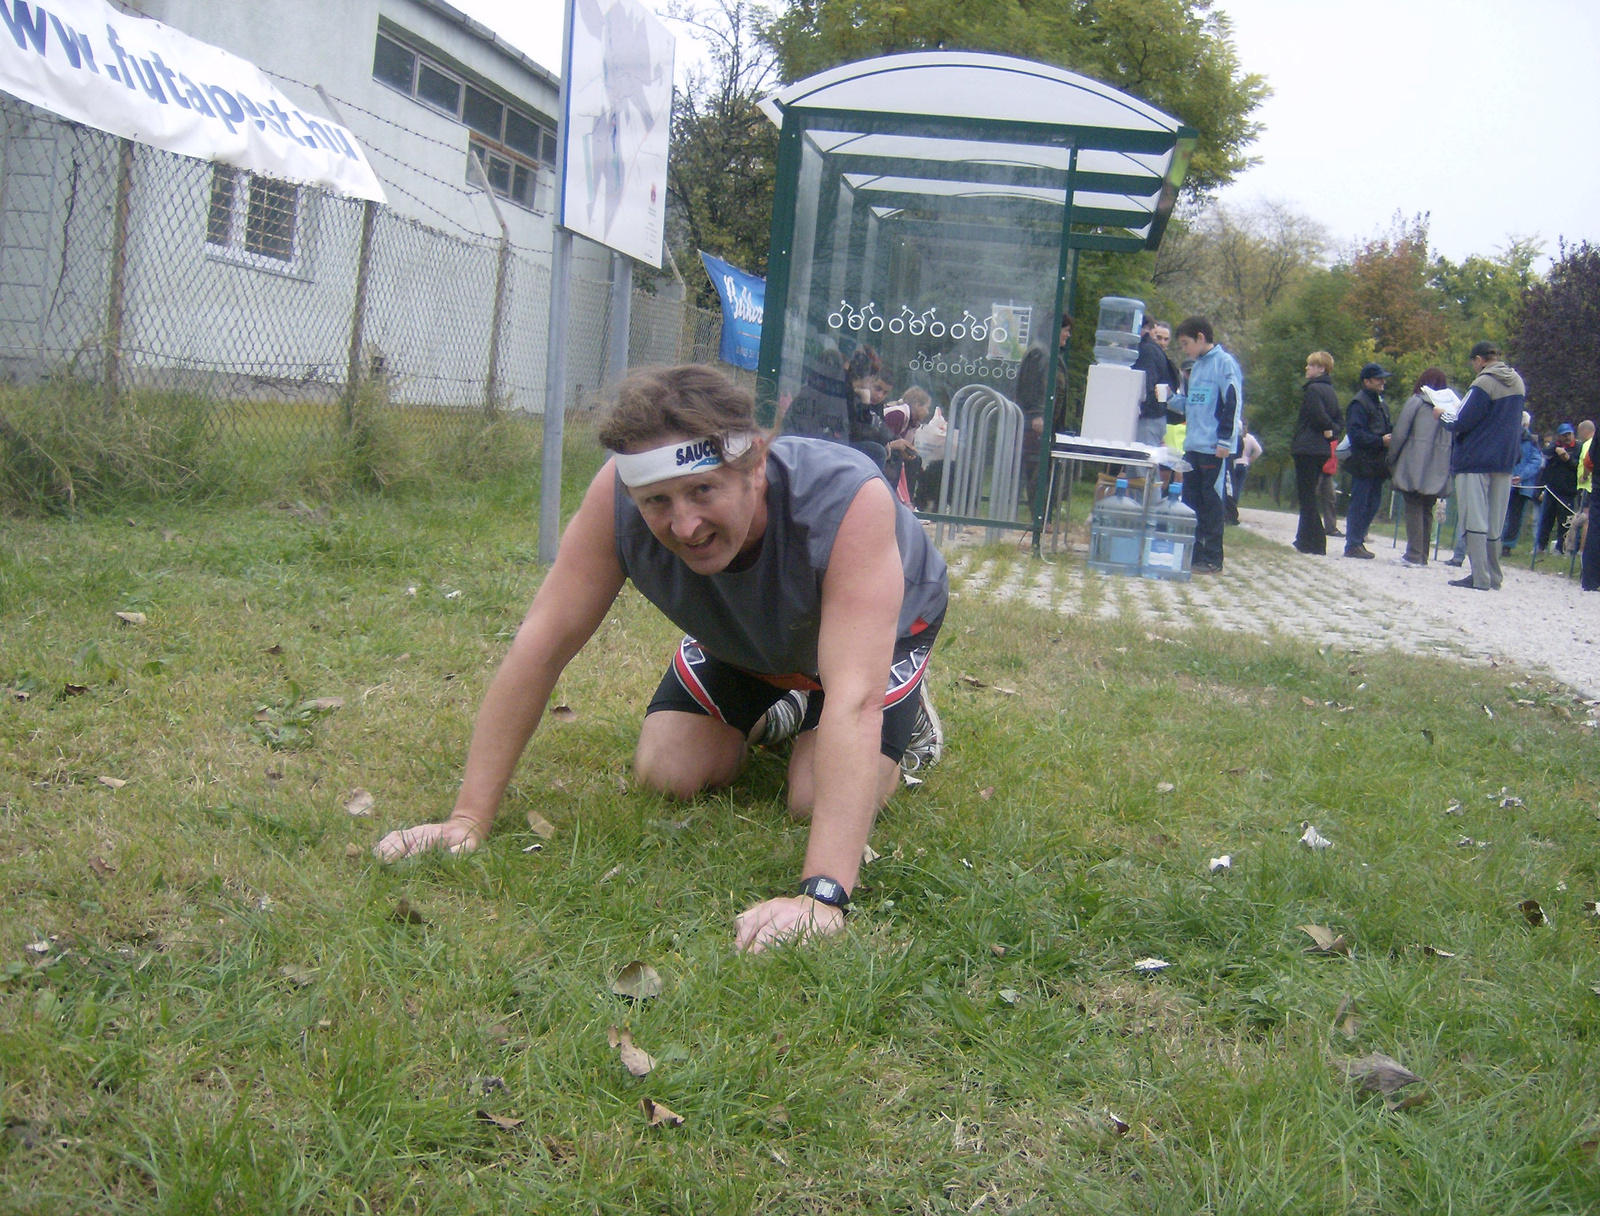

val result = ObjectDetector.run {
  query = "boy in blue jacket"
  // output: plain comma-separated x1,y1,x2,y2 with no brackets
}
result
1169,316,1243,572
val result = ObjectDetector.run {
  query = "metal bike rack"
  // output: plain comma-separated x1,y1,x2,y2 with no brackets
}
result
937,384,1025,546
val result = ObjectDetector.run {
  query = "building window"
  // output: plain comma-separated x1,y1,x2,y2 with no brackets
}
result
205,165,308,273
468,139,546,212
372,29,557,210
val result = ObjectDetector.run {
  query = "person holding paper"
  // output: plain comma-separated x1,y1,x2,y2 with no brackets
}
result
1132,316,1180,446
1387,368,1456,566
1434,341,1525,590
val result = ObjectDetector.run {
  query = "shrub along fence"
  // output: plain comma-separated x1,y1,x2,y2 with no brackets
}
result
0,96,725,509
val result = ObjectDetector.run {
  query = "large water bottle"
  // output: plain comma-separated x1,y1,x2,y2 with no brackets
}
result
1142,483,1196,581
1088,477,1145,575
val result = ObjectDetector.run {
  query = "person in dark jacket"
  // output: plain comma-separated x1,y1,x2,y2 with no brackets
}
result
1434,341,1525,590
1290,350,1343,554
1537,422,1580,554
1131,316,1180,446
1501,413,1543,554
1342,363,1394,559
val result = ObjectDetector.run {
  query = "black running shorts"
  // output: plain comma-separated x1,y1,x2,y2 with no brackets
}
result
645,615,942,763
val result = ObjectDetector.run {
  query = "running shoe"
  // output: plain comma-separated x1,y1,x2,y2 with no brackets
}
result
901,682,944,773
751,690,808,746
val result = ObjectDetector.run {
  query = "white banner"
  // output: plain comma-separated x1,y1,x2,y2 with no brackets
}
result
0,0,386,202
560,0,673,267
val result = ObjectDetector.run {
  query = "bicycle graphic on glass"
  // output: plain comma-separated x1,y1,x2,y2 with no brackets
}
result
825,301,1008,344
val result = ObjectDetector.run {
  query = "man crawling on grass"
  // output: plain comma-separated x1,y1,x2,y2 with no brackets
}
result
375,364,948,953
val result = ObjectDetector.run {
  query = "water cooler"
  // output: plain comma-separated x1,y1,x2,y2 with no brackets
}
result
1077,296,1146,443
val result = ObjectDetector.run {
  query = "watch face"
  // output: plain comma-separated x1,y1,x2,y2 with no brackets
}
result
802,876,848,907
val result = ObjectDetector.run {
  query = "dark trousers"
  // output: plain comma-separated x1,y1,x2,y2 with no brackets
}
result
1226,461,1248,524
1536,492,1574,552
1294,455,1327,554
1317,472,1339,533
1502,493,1533,551
1400,492,1437,564
1182,452,1227,568
1345,476,1385,549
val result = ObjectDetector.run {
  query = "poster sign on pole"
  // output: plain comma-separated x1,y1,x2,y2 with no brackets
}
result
558,0,674,268
0,0,385,201
699,251,764,371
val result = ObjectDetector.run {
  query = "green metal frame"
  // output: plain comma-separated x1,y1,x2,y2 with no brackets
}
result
758,72,1195,551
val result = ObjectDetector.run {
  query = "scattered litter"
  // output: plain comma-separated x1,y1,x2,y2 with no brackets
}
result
902,772,924,787
406,586,418,597
1583,901,1600,917
277,964,318,987
862,844,881,866
114,611,146,626
1421,729,1435,745
24,939,52,955
521,843,542,853
1155,782,1175,794
1299,821,1334,850
611,961,663,1000
1339,1053,1427,1110
1132,958,1171,974
998,988,1021,1005
1300,925,1352,956
1421,945,1456,958
97,776,126,790
478,1076,506,1094
1104,1108,1130,1136
1208,855,1232,873
640,1098,684,1127
608,1026,658,1077
1442,801,1462,816
599,865,623,883
444,590,462,600
1483,704,1495,720
1520,899,1549,926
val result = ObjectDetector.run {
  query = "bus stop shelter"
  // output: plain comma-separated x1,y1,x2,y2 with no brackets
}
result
756,52,1196,550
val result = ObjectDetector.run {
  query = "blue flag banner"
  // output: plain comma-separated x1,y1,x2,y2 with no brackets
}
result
699,251,763,371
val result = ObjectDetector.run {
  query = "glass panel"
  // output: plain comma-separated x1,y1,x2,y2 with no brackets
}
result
541,130,557,164
244,178,297,261
417,63,461,114
773,124,1066,523
372,34,415,93
463,86,503,139
485,153,512,196
504,109,541,159
206,165,236,246
511,163,533,208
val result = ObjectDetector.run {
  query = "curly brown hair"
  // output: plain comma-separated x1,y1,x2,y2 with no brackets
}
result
597,364,764,471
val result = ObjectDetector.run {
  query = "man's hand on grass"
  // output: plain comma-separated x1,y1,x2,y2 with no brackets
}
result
373,818,482,863
734,895,845,953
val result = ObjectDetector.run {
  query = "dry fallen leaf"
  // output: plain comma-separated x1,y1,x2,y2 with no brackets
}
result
97,776,127,790
309,697,343,711
997,988,1021,1005
1300,925,1352,956
978,786,995,801
861,844,881,866
611,961,664,1000
277,964,319,987
343,789,375,817
641,1097,684,1127
477,1110,525,1131
1104,1108,1130,1136
1155,782,1175,794
608,1025,658,1077
1443,801,1463,816
1583,901,1600,917
114,611,146,626
344,843,363,860
959,674,987,688
992,685,1019,697
484,1023,512,1046
1132,958,1171,974
599,864,623,883
526,810,556,839
264,643,284,655
88,857,117,877
1420,728,1435,745
1339,1053,1426,1106
548,705,577,721
1209,854,1232,873
390,898,428,926
990,944,1006,958
1299,821,1334,850
1421,945,1456,958
1520,899,1548,926
62,684,88,696
1301,696,1318,708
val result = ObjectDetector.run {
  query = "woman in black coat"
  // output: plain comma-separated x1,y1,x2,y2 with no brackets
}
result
1290,351,1343,554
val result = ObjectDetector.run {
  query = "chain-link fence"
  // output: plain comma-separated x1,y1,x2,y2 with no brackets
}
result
0,94,733,501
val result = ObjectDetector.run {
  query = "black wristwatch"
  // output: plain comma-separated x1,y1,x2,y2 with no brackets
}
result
798,875,851,911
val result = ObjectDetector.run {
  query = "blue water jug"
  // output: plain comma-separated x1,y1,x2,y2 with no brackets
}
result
1088,477,1145,575
1141,484,1196,581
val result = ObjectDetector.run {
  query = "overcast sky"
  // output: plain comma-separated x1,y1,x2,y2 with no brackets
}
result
453,0,1599,265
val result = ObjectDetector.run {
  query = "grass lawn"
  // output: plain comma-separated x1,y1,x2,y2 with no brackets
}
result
3,456,1600,1214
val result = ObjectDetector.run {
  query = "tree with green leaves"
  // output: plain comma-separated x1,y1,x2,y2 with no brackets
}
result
760,0,1269,197
664,0,780,309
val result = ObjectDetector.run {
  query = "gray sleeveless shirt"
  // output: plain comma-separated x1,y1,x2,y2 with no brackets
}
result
613,436,948,677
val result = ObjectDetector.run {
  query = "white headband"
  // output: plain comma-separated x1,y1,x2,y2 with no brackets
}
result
611,432,756,488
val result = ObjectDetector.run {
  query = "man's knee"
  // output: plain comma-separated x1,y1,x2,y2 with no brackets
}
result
634,717,743,799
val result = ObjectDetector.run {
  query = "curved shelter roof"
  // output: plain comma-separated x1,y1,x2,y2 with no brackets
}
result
760,52,1197,250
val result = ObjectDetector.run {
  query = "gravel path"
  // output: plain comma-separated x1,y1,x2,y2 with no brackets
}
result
947,507,1600,697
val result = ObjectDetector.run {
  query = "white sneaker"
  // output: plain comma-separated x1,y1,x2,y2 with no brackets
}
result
900,682,944,773
750,690,808,746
